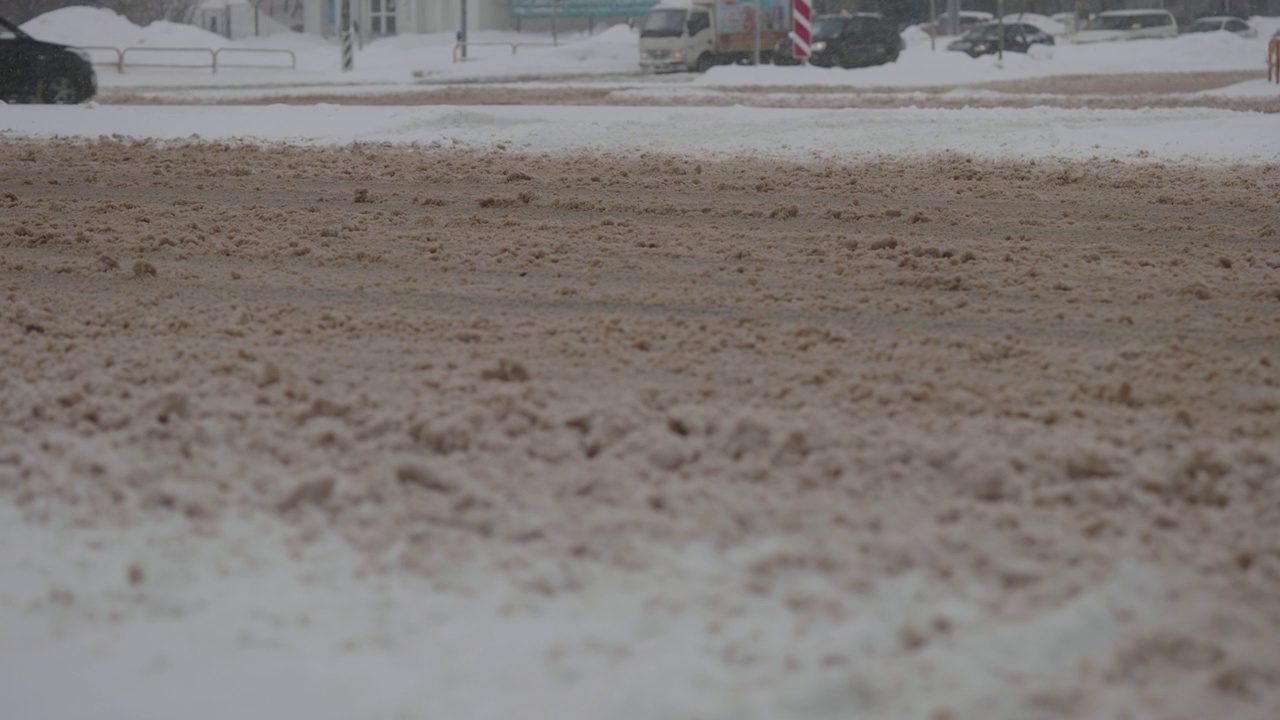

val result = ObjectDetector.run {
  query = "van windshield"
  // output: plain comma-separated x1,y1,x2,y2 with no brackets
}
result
641,9,688,38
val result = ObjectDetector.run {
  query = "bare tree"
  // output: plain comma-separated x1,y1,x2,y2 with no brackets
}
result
4,0,76,25
109,0,204,24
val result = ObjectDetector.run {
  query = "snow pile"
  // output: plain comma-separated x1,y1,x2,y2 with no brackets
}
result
21,6,233,49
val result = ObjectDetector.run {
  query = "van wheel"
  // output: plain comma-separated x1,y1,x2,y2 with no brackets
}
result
884,48,899,63
693,53,714,73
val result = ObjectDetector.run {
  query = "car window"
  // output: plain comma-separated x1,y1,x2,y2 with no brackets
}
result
1088,13,1168,30
852,17,881,35
812,17,847,39
1225,20,1246,31
964,25,998,40
1086,16,1131,30
686,11,710,36
1,27,18,40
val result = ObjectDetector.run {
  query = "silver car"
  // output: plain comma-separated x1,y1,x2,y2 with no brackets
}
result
1186,16,1257,39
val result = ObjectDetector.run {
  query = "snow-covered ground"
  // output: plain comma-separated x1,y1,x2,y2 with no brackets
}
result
5,8,1280,163
3,7,1280,720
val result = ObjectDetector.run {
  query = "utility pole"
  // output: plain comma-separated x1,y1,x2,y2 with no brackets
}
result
996,0,1003,61
753,0,761,65
460,0,468,60
929,0,936,50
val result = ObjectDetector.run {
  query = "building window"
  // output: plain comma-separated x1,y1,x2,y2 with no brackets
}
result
370,0,396,35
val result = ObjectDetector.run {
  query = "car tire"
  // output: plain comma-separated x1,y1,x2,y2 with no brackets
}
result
40,74,83,104
693,53,714,73
884,47,899,63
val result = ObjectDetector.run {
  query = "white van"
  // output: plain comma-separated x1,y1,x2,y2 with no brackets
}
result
1071,9,1178,43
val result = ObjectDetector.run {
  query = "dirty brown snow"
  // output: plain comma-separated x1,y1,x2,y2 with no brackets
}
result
2,134,1279,719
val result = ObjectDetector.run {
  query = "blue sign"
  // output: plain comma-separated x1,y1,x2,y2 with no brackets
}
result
512,0,662,19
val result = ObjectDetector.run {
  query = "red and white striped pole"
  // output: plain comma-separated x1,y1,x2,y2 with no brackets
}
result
792,0,811,60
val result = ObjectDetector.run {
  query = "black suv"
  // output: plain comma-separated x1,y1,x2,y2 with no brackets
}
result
1,16,97,104
807,13,903,69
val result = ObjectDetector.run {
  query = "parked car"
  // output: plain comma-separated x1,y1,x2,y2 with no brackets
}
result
948,22,1055,57
0,16,96,104
807,13,903,69
1071,9,1178,43
1186,16,1257,39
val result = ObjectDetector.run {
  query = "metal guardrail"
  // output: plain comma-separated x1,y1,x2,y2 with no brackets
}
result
1270,37,1279,84
451,41,558,63
76,45,296,74
122,46,215,71
213,47,297,72
78,45,124,73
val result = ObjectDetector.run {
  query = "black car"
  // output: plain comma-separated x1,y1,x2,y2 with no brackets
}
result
946,22,1054,58
1,16,97,104
807,13,903,69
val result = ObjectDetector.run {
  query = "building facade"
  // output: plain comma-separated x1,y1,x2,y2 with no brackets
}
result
301,0,521,37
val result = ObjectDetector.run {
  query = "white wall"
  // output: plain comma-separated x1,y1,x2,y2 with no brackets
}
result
411,0,515,35
302,0,515,37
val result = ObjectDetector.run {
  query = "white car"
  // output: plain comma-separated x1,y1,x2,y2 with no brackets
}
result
1186,16,1257,39
1071,9,1178,43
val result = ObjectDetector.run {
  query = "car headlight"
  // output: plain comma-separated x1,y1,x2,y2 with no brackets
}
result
973,43,988,53
812,41,827,52
71,47,92,63
640,50,650,59
672,51,684,61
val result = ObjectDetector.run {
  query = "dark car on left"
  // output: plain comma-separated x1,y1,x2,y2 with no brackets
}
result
1,16,97,104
